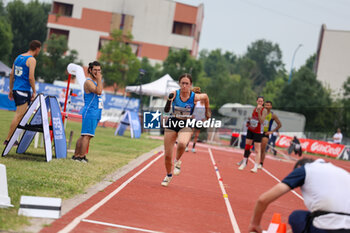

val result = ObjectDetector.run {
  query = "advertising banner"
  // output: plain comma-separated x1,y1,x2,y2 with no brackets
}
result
276,135,345,158
0,77,139,121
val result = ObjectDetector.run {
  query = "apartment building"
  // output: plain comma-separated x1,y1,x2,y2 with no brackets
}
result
47,0,204,66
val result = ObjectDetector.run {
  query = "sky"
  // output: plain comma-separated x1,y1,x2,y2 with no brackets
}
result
15,0,350,71
176,0,350,70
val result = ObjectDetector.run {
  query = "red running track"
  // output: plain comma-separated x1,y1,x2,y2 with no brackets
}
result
40,144,350,233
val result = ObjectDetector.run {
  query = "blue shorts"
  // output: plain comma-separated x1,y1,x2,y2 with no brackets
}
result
13,90,31,106
81,118,99,137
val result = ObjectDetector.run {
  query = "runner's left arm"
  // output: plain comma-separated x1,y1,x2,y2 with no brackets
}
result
266,114,282,135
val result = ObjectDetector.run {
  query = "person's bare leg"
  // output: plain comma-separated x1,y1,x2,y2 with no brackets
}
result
163,129,177,174
260,137,269,165
175,128,192,161
74,136,83,156
192,129,200,152
80,135,92,157
251,142,261,173
6,103,28,140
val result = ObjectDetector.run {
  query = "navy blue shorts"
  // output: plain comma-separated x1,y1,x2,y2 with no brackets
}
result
13,90,31,106
81,118,99,137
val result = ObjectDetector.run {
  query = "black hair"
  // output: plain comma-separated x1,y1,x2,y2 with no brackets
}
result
179,73,192,84
88,61,101,74
293,158,314,170
256,96,264,100
265,100,272,105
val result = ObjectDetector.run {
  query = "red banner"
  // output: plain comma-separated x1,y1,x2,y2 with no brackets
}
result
276,135,345,158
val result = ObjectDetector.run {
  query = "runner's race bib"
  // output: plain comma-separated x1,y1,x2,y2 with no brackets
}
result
250,119,258,128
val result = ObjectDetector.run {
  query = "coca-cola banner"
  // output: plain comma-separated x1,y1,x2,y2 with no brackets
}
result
276,135,345,158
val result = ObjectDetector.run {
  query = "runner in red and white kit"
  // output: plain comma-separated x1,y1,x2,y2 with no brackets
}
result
238,96,267,173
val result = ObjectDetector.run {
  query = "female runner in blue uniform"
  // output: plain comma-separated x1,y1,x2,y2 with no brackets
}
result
161,73,210,187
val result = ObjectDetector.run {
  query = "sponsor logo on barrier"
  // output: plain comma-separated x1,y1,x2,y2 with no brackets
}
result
276,135,345,157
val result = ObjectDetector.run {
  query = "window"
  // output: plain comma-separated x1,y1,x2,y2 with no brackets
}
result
52,1,73,17
172,21,195,37
111,13,134,35
49,28,69,40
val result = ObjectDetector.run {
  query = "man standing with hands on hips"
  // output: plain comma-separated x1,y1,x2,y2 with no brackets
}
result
73,61,103,162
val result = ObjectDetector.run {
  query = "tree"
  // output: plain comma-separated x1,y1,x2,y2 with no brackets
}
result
244,39,284,93
342,76,350,136
0,12,12,64
36,34,81,83
99,30,140,91
6,0,51,62
276,66,333,132
261,73,287,105
162,48,202,83
139,57,162,84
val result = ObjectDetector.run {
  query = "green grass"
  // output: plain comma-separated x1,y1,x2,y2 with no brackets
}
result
0,110,163,231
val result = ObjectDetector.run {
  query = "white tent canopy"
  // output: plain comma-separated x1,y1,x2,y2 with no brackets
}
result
125,74,179,97
0,61,12,77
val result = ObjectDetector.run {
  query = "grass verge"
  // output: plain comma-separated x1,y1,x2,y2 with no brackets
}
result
0,110,163,231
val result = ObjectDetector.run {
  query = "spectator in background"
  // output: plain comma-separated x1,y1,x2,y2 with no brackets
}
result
59,88,66,108
185,86,206,153
333,128,343,144
4,40,41,146
288,136,302,157
267,130,279,156
249,158,350,233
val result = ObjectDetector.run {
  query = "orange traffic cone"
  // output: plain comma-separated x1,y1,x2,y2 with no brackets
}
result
266,213,282,233
271,213,281,223
277,223,286,233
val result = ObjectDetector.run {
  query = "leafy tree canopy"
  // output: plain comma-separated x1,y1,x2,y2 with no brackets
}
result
6,0,50,62
36,34,80,83
99,30,141,90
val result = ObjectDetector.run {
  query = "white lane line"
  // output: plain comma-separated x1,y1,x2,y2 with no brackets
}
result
82,219,163,233
58,152,164,233
248,157,304,201
208,148,241,233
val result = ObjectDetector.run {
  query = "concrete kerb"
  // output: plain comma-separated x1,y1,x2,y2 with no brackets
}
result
21,145,164,233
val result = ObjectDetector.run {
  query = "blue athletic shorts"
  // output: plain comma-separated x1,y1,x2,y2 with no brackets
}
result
81,118,99,137
13,90,31,106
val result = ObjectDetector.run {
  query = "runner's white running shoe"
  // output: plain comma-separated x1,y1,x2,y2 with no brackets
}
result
192,148,196,153
161,176,172,187
257,164,263,169
185,147,189,152
174,160,182,175
251,167,258,173
238,163,246,170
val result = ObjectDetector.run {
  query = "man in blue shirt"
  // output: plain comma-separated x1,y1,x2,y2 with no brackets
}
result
249,158,350,233
4,40,41,145
72,61,103,163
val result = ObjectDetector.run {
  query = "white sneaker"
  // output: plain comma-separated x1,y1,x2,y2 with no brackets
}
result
185,147,189,152
257,164,263,169
192,148,196,153
174,160,182,175
251,167,258,173
161,175,172,187
238,163,246,170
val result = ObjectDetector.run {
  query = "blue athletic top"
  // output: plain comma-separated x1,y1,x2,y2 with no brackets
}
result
80,78,102,120
172,89,195,118
13,55,32,91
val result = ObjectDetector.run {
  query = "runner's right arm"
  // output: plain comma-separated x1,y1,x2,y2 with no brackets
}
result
164,92,175,112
